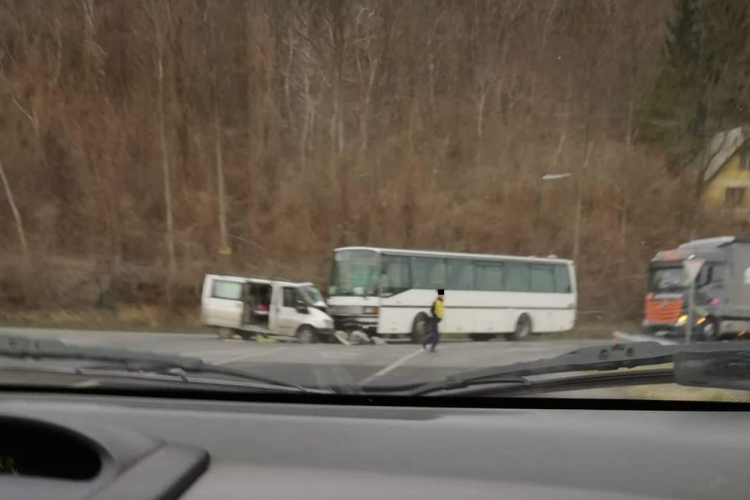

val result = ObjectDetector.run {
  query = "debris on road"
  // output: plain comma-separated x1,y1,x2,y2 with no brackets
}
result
334,331,351,346
333,330,387,346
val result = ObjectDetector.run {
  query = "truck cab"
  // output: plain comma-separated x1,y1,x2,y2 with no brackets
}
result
644,236,750,341
200,274,335,343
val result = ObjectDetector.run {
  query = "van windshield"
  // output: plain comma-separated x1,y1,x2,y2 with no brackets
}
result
300,286,324,305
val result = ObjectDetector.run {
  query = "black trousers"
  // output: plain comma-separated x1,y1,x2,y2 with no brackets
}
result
422,318,441,350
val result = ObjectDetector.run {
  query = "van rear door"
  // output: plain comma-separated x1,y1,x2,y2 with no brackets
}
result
201,276,245,328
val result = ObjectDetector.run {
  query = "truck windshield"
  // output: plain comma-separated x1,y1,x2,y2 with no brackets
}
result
649,266,687,292
329,250,380,297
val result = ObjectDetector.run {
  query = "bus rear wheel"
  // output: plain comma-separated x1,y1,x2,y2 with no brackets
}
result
410,314,429,344
505,315,532,341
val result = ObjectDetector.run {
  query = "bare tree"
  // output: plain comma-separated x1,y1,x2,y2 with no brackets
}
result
147,0,177,295
0,158,28,258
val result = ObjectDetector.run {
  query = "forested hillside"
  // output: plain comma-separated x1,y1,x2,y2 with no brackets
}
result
0,0,748,324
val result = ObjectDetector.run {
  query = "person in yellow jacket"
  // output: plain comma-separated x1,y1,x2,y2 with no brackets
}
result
423,289,444,352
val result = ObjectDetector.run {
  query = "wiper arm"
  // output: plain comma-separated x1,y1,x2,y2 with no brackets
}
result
0,334,331,394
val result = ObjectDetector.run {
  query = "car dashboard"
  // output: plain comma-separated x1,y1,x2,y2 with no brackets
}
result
0,391,748,500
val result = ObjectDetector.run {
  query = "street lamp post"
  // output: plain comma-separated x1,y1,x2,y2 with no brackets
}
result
542,172,581,263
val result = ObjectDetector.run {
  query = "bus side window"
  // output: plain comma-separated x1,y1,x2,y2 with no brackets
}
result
475,262,504,291
411,257,446,289
505,262,530,292
553,265,572,293
447,259,475,290
381,255,411,295
530,265,555,293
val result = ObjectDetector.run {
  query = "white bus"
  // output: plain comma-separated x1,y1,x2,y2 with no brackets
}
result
326,247,577,342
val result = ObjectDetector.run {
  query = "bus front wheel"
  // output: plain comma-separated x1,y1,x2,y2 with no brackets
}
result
410,314,429,344
505,315,532,341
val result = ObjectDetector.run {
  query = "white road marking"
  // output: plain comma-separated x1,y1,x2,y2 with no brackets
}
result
70,379,100,388
359,348,424,385
210,347,288,366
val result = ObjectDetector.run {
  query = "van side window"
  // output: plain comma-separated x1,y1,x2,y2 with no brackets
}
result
283,287,296,307
212,280,243,300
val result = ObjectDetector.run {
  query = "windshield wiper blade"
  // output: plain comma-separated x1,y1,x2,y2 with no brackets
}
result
441,369,675,398
405,341,750,396
399,342,679,396
0,334,331,394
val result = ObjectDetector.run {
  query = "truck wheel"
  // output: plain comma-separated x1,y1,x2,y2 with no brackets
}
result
700,317,719,341
410,314,429,344
505,315,532,341
296,325,319,344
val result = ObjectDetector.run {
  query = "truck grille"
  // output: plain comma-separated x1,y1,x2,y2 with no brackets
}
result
645,298,683,324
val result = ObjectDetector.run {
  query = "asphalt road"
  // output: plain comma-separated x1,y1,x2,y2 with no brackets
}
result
0,327,614,391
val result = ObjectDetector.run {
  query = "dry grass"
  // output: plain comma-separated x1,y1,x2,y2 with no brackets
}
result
622,384,750,402
0,306,204,333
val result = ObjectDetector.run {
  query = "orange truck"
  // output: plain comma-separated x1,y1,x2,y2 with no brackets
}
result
644,236,750,341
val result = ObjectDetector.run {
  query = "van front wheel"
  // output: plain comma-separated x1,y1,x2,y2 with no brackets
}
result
297,325,319,344
216,327,234,340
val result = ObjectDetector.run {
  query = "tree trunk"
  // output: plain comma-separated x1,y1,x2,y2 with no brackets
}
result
153,5,176,302
214,96,228,254
0,159,29,258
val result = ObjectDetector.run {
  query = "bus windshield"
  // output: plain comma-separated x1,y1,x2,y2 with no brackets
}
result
329,250,380,296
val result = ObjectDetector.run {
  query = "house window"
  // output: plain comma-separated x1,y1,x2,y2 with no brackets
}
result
725,187,746,207
741,152,750,170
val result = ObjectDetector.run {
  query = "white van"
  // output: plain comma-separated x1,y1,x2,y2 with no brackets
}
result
200,274,335,343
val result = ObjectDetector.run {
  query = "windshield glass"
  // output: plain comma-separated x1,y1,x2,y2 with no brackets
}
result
329,250,380,297
300,286,325,305
649,267,687,292
4,0,750,404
